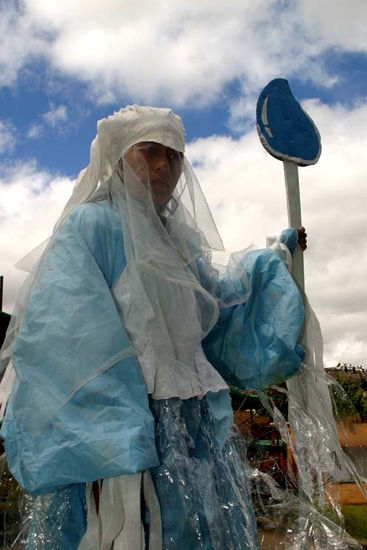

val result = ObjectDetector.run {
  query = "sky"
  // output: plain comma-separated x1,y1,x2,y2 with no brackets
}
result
1,0,366,367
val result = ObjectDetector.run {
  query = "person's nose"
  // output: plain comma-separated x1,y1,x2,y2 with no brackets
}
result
154,154,169,173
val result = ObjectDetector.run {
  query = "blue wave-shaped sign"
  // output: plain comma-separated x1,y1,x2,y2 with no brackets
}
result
256,79,321,166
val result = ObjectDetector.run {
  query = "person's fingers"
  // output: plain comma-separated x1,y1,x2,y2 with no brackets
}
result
297,227,307,250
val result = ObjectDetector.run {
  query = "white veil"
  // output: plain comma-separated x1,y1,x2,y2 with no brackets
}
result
0,105,250,423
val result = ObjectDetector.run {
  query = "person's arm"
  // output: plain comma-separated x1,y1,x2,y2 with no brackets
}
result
201,246,305,390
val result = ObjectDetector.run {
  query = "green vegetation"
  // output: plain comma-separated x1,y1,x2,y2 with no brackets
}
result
0,464,22,547
230,385,288,418
332,375,367,422
341,504,367,541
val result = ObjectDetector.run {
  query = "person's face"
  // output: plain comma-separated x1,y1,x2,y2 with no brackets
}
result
123,141,183,206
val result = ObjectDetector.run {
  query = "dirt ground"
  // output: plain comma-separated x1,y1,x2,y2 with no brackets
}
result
258,529,367,549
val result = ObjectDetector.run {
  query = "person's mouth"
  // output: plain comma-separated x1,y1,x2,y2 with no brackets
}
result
151,177,169,187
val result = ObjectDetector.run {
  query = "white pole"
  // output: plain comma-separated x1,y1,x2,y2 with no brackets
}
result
283,160,305,291
283,160,309,544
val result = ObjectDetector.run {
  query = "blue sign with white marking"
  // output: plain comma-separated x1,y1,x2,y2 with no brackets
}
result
256,79,321,166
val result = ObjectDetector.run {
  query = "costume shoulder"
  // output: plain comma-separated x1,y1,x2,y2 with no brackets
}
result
66,200,125,286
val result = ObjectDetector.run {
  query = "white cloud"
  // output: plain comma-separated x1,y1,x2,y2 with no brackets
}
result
0,1,50,88
42,104,68,128
186,99,367,366
26,104,68,140
0,161,74,311
0,121,16,154
300,0,367,53
1,1,366,106
27,123,43,139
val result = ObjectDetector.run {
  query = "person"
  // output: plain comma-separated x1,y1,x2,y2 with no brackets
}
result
0,106,305,549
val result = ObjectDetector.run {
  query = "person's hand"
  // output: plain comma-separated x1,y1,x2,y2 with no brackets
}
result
297,227,307,251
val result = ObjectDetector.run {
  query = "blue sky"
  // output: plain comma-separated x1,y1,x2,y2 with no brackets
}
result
1,48,365,177
1,0,367,366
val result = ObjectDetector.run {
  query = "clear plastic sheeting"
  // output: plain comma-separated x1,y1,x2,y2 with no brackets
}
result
286,297,351,498
1,374,367,549
148,395,260,550
244,371,367,549
15,491,69,549
0,473,86,549
250,470,363,550
269,297,367,548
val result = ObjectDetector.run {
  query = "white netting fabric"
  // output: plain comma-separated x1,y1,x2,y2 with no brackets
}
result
0,105,250,416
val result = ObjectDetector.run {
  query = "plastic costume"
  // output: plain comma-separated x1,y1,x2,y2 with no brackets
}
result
0,106,305,549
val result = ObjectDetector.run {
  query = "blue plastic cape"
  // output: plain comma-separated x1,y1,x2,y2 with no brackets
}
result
1,200,304,496
2,203,159,494
202,248,305,389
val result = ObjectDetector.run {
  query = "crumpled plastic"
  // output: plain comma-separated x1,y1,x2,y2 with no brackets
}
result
1,372,367,549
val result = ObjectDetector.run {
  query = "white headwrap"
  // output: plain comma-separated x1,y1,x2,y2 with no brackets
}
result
58,106,186,224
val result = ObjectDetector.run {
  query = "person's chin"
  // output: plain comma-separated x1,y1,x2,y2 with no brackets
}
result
153,187,174,205
151,178,169,188
153,195,169,207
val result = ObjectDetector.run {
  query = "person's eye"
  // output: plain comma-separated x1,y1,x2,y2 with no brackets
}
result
167,151,182,163
147,145,157,155
136,144,157,156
